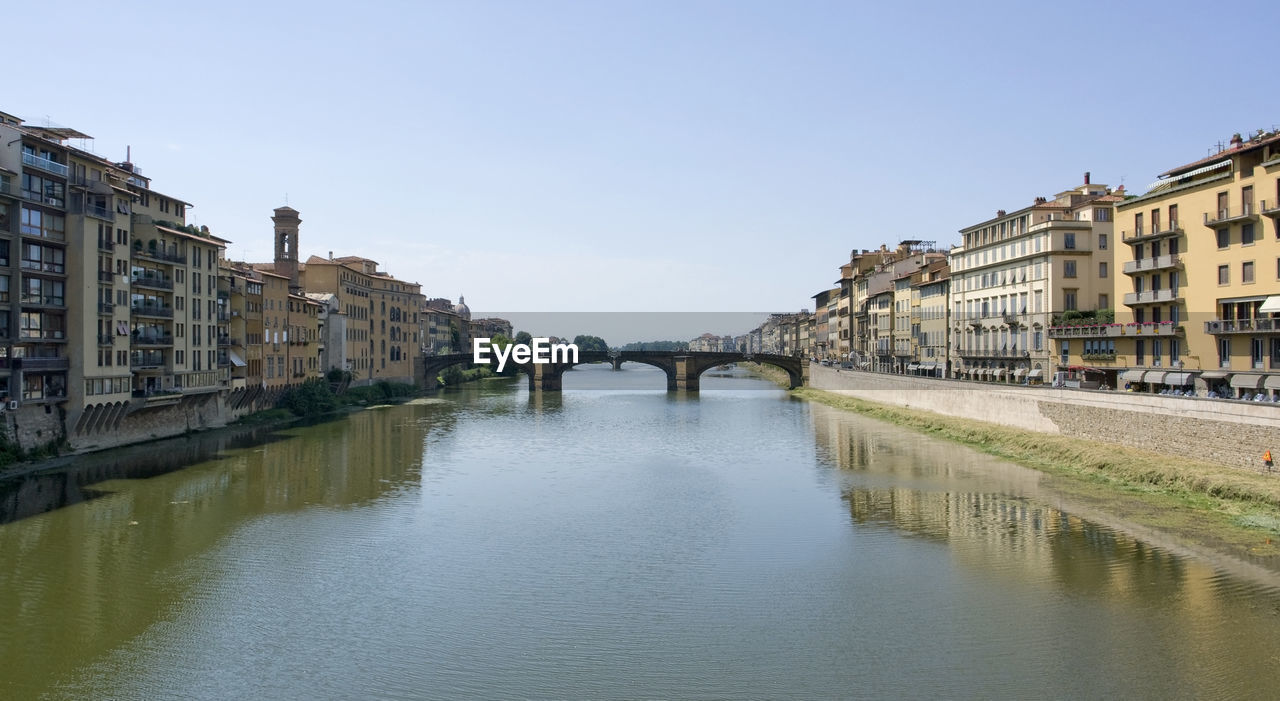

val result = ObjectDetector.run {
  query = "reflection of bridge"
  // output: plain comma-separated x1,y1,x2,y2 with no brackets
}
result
415,351,809,391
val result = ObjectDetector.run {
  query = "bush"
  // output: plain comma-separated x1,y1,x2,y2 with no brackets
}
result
278,379,339,417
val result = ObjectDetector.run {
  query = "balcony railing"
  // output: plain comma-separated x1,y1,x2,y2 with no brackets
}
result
131,333,174,346
98,333,114,345
98,270,115,283
1122,223,1182,242
131,275,174,290
1080,352,1117,362
957,348,1031,359
98,302,114,315
131,303,174,318
0,179,11,196
98,238,114,252
130,352,165,368
133,247,187,265
19,330,66,341
22,152,70,177
217,335,231,346
1205,318,1279,334
20,356,70,372
1262,199,1280,218
20,295,65,308
1049,324,1124,338
73,201,114,221
1123,289,1178,305
1204,204,1258,226
1122,254,1181,275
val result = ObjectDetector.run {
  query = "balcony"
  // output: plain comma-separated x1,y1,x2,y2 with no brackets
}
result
1122,223,1183,243
217,334,231,346
98,334,114,345
1205,318,1280,334
72,200,114,222
130,351,166,369
20,295,65,309
1262,199,1280,219
22,152,70,177
98,302,114,315
1122,322,1182,336
1123,289,1179,305
1122,254,1181,275
19,330,66,341
1204,204,1258,227
0,179,12,197
131,333,174,346
98,270,115,283
131,303,174,318
230,337,244,347
1080,352,1118,362
958,348,1032,359
1049,324,1124,338
133,247,187,265
131,274,173,290
19,356,70,372
19,226,65,243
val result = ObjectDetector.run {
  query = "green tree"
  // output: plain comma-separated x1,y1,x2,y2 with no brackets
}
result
573,334,610,352
514,330,533,346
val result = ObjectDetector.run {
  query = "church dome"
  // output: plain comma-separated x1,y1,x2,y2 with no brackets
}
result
455,295,471,321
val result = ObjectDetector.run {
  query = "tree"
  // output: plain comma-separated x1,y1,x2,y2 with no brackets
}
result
572,334,609,352
514,330,533,346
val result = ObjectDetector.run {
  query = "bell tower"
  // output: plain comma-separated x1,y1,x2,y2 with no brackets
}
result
272,206,302,294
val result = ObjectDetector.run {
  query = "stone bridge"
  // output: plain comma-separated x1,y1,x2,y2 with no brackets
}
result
414,351,808,391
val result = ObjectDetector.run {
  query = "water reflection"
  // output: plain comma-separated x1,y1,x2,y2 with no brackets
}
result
809,401,1280,698
0,403,451,698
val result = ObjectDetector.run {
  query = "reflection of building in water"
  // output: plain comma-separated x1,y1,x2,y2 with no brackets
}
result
0,404,451,696
805,400,1280,687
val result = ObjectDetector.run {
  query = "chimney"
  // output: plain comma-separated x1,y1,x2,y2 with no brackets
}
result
1116,184,1125,193
1033,196,1047,205
1230,133,1244,149
328,251,333,260
997,209,1007,217
1084,171,1091,185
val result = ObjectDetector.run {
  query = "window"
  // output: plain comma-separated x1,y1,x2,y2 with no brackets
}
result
1136,339,1145,366
1243,223,1255,245
1064,233,1076,250
1098,262,1108,278
1217,229,1229,248
1064,289,1078,311
1134,212,1144,235
1243,261,1255,284
1060,341,1069,365
1093,208,1110,222
1098,233,1108,250
1168,204,1178,228
1151,339,1163,367
1219,265,1230,285
1064,260,1077,278
1219,338,1231,368
1170,339,1180,365
1252,338,1264,369
19,208,65,240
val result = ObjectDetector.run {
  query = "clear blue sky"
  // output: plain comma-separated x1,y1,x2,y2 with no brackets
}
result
12,0,1280,331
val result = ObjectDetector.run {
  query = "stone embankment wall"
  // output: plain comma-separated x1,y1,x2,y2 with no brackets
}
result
810,364,1280,472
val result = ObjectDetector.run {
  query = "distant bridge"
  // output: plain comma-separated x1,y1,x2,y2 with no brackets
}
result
414,351,808,391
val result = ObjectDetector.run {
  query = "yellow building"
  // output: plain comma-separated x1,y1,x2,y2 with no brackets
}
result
1108,131,1280,397
258,269,291,390
911,261,950,377
954,175,1118,384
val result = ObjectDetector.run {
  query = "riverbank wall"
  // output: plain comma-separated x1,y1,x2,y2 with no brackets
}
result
809,364,1280,472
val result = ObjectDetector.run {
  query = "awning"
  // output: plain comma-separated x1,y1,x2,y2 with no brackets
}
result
1013,368,1027,377
1164,372,1195,386
1260,296,1280,314
228,349,247,367
1027,369,1044,379
907,363,919,371
993,369,1006,378
919,362,938,370
1201,371,1229,379
1265,376,1280,390
1230,374,1264,389
1120,370,1146,383
1143,371,1167,385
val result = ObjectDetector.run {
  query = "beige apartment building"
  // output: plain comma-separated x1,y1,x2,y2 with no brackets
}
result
0,111,237,440
1097,132,1280,397
952,175,1118,384
912,261,950,376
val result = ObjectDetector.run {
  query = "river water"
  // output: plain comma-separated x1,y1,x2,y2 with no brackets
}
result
2,364,1279,699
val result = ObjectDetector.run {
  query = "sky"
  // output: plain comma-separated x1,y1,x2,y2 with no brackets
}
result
11,0,1280,341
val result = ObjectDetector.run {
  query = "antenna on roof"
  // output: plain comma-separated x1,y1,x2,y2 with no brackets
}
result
285,192,289,206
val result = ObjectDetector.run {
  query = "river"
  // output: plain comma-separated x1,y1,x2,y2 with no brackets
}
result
1,363,1278,699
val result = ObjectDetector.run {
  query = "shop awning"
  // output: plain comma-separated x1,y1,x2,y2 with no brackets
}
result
1230,374,1264,389
993,368,1007,378
1120,370,1146,383
1265,376,1280,390
1027,369,1044,379
1013,368,1027,377
907,363,919,371
229,350,247,367
1259,296,1280,314
1142,371,1167,385
1164,372,1195,386
1201,370,1229,379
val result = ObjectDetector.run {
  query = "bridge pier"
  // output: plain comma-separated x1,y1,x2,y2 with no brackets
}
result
673,355,699,391
528,363,564,391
